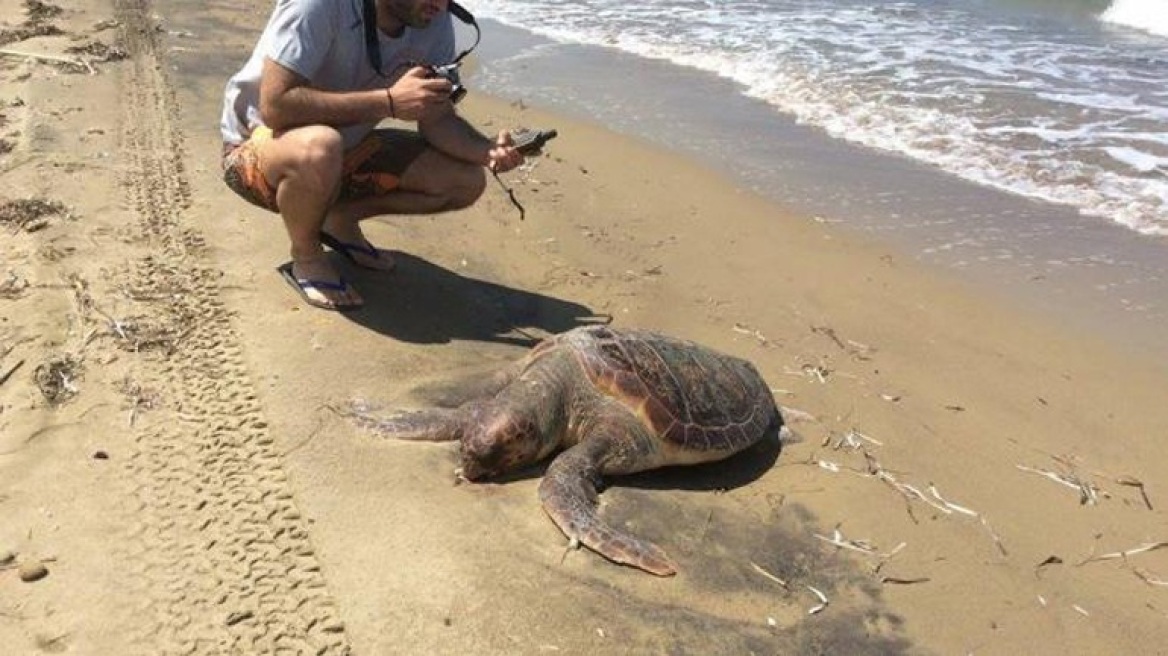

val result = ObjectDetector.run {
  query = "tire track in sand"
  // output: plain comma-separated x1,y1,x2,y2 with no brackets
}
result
113,2,350,653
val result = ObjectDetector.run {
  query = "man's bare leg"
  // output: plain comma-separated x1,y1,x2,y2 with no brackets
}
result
260,125,362,308
321,148,487,270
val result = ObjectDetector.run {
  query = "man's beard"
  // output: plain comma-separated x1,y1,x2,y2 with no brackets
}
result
387,1,433,29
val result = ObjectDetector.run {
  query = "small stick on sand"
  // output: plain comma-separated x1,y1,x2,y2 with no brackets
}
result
849,430,883,447
980,516,1009,557
1132,569,1168,587
873,542,908,576
1034,555,1063,577
880,576,930,585
749,561,789,590
806,585,829,615
927,483,979,517
810,325,847,350
1115,475,1153,510
0,359,24,387
0,48,94,74
1078,541,1168,566
815,459,842,473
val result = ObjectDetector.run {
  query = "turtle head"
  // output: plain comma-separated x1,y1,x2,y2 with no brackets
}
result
458,406,543,481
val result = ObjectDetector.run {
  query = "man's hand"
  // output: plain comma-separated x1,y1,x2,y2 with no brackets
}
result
487,130,525,173
387,66,454,121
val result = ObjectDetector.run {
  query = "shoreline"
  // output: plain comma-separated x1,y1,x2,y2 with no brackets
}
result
469,18,1168,368
1,1,1167,653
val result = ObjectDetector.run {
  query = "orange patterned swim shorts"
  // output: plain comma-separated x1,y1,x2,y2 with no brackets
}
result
221,126,428,213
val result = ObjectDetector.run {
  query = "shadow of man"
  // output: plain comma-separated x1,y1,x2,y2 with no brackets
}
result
340,251,610,347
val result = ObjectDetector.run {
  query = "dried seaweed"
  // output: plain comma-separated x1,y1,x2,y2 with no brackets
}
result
0,2,63,49
0,198,68,232
33,355,81,405
24,0,63,23
64,41,128,63
0,24,63,47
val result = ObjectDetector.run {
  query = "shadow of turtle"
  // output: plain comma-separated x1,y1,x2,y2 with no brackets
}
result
556,501,919,655
619,428,783,494
459,421,783,492
340,251,609,347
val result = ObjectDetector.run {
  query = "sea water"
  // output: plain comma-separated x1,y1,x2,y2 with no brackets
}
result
458,0,1168,360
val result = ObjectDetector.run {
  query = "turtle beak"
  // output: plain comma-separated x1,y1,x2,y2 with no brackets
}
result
458,460,489,481
453,467,470,485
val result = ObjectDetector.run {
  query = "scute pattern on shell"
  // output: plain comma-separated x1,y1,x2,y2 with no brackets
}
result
570,326,774,452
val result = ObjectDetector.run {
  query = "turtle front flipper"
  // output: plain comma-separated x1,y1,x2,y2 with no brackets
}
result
538,442,678,576
347,406,467,442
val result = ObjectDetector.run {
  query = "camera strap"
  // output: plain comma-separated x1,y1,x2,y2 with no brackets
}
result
363,0,481,76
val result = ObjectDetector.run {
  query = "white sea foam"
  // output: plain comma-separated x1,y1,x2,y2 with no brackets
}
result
1101,0,1168,37
1104,146,1168,172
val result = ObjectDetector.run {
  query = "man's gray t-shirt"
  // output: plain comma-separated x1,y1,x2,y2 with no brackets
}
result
220,0,456,149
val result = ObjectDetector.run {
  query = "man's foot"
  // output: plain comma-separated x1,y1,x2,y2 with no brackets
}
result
320,230,396,272
277,257,364,311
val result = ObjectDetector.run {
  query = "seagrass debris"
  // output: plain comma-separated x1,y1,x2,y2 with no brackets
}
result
813,526,900,558
814,527,919,582
1016,463,1103,505
810,324,874,360
731,322,771,347
67,273,188,354
1015,458,1154,509
1033,596,1092,616
117,377,159,428
823,428,883,452
0,271,29,298
804,449,1007,556
0,198,69,232
33,356,80,405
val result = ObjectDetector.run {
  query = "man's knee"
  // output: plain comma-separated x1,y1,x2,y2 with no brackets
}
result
283,126,345,191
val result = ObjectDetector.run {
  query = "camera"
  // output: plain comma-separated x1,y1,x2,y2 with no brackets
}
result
428,62,467,104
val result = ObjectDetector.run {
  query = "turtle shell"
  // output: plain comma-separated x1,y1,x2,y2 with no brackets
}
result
565,326,778,452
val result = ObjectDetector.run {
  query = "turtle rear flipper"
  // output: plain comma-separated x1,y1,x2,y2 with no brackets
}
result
538,442,678,576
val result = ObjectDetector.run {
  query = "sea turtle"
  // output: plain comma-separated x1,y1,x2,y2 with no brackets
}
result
356,325,782,576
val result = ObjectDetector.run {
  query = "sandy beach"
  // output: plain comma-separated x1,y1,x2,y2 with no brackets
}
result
2,0,1168,654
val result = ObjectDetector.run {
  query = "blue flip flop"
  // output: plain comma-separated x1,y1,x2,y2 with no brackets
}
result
320,231,396,272
277,262,363,311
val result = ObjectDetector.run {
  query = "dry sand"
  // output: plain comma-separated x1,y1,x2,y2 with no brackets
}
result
2,0,1168,654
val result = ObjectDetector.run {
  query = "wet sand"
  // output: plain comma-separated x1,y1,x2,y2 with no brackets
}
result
2,1,1167,654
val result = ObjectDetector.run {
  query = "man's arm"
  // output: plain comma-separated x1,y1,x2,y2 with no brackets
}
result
259,60,453,132
418,106,525,173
